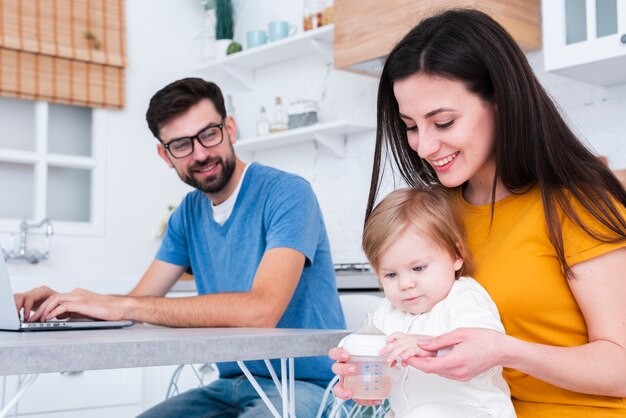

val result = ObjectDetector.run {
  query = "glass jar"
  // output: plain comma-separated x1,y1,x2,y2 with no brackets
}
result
270,96,288,133
303,0,324,31
287,100,319,129
256,106,270,137
322,0,334,26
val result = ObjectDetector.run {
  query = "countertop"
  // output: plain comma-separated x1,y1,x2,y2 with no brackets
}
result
0,324,349,376
170,272,380,293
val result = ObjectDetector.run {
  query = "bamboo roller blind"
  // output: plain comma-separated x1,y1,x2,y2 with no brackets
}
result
0,0,126,109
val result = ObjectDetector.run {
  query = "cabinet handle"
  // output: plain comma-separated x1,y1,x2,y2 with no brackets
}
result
60,370,84,377
622,34,626,44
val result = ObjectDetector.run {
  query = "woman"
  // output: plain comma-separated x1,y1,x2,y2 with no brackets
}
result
330,8,626,417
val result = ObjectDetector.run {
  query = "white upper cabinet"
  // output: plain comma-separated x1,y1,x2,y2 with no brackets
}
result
542,0,626,86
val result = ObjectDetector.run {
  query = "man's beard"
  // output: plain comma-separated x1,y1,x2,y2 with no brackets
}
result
177,154,236,194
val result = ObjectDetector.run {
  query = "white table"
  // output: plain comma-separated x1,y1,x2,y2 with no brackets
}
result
0,324,348,418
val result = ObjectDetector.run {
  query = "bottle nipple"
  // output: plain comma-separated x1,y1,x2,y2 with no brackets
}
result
354,312,385,336
366,312,382,333
342,313,387,357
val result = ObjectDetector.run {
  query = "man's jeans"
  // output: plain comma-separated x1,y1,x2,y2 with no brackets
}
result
137,375,332,418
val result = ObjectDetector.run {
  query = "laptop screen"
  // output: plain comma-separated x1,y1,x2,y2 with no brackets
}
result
0,253,23,330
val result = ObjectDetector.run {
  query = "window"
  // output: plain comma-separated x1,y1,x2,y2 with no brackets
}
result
0,96,105,236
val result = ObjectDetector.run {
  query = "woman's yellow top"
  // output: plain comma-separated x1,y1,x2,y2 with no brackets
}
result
456,185,626,417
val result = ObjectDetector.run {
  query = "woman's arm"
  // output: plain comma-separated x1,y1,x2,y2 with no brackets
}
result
412,248,626,396
507,247,626,396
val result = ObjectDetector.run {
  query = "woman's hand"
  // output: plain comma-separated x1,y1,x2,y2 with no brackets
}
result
406,327,506,381
328,347,382,406
380,332,436,366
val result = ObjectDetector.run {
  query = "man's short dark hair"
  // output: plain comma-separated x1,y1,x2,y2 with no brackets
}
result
145,78,227,141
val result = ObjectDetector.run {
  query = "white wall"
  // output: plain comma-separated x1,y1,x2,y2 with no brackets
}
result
528,52,626,169
7,0,626,291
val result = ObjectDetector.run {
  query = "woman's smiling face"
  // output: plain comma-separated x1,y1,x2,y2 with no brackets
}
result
393,73,497,191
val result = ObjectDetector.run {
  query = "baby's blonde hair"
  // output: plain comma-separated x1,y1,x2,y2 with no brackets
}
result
362,187,474,278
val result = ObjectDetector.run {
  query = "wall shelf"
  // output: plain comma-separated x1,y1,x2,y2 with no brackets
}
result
193,25,334,90
235,120,374,158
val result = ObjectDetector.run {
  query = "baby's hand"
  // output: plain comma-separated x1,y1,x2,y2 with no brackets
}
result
380,332,437,367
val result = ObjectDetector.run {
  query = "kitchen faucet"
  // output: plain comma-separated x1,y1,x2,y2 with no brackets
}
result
2,218,53,263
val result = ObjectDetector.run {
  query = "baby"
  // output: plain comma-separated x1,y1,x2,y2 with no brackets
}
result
361,187,515,418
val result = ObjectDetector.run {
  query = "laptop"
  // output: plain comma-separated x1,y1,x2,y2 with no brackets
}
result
0,254,134,332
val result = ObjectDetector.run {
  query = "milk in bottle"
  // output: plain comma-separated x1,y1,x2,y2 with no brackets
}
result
342,313,391,400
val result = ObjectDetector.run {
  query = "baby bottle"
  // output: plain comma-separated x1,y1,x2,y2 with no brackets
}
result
342,313,391,400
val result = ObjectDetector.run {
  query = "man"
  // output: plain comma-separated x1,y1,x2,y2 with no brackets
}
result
15,78,345,417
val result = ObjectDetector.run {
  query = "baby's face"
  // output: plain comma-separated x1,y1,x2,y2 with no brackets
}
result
377,229,463,314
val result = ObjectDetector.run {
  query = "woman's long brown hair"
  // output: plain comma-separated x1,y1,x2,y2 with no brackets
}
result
368,9,626,278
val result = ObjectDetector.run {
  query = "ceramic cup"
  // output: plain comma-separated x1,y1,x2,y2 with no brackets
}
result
268,21,297,41
246,30,268,49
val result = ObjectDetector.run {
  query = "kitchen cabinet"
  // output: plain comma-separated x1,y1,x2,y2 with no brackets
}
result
542,0,626,86
11,405,139,418
334,0,541,76
0,368,142,417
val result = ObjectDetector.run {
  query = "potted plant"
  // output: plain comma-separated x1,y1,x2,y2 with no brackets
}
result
200,0,239,59
215,0,234,41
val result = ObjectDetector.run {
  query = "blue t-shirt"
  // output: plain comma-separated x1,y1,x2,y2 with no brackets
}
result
157,163,345,387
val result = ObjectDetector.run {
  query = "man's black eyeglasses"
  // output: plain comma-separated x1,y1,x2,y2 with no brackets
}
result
162,119,225,159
